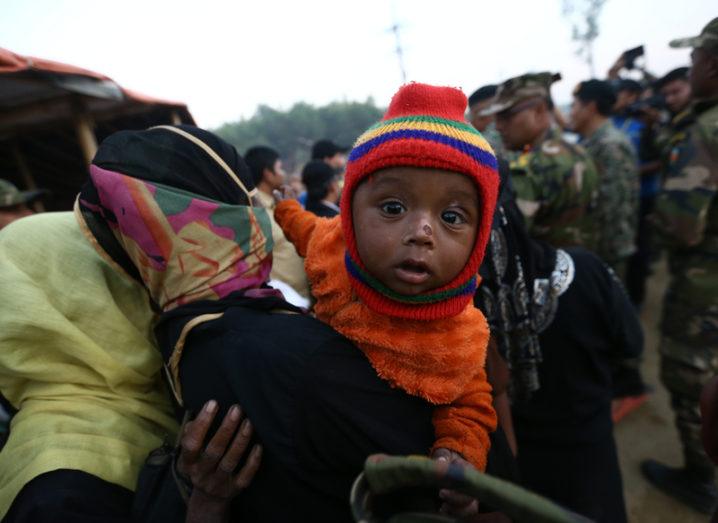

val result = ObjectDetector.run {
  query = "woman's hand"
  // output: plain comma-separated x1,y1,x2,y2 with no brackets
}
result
179,400,262,523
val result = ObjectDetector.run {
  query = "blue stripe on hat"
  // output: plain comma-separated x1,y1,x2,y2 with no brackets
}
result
348,129,499,170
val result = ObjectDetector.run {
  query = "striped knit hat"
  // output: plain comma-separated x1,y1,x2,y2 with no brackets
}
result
340,82,499,320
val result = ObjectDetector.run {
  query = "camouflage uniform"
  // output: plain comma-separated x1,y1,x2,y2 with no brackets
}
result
651,94,718,479
582,120,640,276
482,73,599,250
508,130,599,250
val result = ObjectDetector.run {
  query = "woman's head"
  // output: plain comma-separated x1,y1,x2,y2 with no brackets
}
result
93,125,255,206
340,83,499,320
77,125,277,311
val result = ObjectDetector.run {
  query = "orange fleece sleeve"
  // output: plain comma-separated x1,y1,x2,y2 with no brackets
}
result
273,199,320,257
431,367,497,470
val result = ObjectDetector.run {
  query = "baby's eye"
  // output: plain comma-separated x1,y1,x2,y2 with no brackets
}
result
380,201,405,215
442,210,467,225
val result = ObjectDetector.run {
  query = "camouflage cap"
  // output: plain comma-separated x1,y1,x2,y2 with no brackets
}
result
0,179,47,209
670,17,718,52
480,72,562,116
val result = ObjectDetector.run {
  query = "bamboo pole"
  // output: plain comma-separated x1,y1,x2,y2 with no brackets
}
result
74,113,98,165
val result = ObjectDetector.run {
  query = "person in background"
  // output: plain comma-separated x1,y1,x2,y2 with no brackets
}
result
311,139,348,172
642,17,718,515
0,179,46,230
287,172,306,201
244,146,310,301
626,67,692,308
570,79,648,420
611,79,645,152
657,67,693,116
570,79,640,280
301,160,340,218
467,84,505,157
478,161,641,523
481,72,599,250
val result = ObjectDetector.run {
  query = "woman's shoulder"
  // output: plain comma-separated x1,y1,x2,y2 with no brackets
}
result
559,247,623,306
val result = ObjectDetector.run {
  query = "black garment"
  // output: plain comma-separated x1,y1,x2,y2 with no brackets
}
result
153,290,520,521
477,163,640,523
170,305,436,522
512,248,643,446
3,470,132,523
305,199,339,218
626,194,656,308
518,438,626,523
512,248,640,523
478,160,558,400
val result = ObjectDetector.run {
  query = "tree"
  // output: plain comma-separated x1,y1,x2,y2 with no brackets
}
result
214,99,384,172
562,0,608,77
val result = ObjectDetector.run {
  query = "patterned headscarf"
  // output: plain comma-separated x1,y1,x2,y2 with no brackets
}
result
76,125,278,311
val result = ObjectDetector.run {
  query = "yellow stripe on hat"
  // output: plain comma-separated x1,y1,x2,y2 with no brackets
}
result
354,119,493,153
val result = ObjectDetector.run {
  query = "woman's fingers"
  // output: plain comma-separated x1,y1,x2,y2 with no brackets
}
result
439,488,479,518
178,401,262,503
180,400,219,467
218,417,253,473
234,445,262,491
199,404,243,473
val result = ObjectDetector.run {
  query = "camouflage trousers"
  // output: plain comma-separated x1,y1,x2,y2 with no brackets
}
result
660,336,718,478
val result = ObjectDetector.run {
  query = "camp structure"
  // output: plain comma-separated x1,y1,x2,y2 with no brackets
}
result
0,47,195,210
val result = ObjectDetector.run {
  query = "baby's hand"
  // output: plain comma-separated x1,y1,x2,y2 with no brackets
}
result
432,448,480,519
273,184,298,204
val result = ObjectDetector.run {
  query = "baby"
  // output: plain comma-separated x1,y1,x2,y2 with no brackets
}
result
274,83,499,469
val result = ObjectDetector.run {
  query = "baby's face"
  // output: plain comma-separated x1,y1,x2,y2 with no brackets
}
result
352,167,479,296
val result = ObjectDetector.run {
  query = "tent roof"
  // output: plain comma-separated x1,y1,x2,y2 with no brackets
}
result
0,48,196,211
0,48,194,136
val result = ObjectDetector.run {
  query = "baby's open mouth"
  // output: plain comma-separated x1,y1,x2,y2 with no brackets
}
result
394,259,431,285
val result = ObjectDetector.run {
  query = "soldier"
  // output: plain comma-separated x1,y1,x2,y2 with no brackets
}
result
570,79,640,279
656,67,692,117
641,17,718,514
467,84,506,158
0,179,46,231
481,72,599,249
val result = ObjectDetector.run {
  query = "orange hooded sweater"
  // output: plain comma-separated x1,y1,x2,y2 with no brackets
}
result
274,199,497,469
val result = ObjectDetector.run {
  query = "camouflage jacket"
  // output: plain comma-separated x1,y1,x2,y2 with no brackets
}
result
582,120,640,263
654,109,694,164
652,98,718,344
509,128,599,249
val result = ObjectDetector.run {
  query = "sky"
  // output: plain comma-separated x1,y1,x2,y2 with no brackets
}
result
2,0,715,128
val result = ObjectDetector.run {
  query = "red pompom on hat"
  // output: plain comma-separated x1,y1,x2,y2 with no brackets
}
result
340,82,499,321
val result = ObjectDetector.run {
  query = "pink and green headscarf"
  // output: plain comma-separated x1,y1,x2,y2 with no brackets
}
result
76,125,278,311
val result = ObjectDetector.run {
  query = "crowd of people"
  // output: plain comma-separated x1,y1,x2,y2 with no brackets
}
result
0,16,716,523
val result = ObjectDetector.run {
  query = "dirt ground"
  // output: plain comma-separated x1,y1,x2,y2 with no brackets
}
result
616,258,711,523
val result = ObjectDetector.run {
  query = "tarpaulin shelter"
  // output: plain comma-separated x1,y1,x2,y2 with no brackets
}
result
0,48,195,210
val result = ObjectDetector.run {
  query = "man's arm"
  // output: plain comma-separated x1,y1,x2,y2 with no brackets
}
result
651,125,718,248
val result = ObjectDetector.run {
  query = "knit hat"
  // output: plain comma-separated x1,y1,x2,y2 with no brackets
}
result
340,82,499,320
